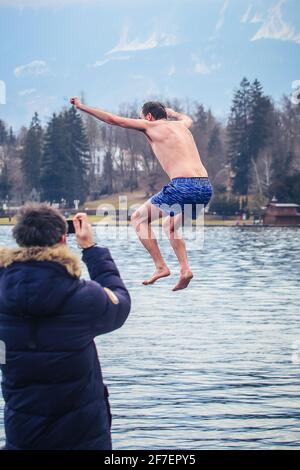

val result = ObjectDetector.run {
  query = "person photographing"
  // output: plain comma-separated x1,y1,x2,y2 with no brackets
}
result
0,203,131,450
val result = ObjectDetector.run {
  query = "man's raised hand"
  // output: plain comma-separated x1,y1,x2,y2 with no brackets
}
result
165,108,178,119
70,97,81,108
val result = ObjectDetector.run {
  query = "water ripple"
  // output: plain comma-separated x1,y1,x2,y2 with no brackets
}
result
0,226,300,449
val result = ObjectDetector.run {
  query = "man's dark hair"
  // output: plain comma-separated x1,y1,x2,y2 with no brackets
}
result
12,203,68,247
142,101,167,120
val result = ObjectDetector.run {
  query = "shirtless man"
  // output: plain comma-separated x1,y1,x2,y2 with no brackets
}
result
70,98,213,291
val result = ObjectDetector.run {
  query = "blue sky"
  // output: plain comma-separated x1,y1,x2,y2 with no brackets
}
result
0,0,299,131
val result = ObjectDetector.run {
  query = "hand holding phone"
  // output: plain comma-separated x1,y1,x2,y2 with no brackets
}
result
72,213,94,249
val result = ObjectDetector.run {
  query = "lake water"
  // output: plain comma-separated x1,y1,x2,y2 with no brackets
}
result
0,225,300,450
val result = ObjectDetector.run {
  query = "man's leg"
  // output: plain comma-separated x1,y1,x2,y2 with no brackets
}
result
131,201,170,285
163,214,193,291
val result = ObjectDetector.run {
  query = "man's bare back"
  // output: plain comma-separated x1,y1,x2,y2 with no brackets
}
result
144,118,208,179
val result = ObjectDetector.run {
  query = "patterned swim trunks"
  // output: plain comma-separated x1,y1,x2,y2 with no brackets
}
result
150,177,213,219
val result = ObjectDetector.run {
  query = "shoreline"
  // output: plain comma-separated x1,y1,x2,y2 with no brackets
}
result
0,223,299,228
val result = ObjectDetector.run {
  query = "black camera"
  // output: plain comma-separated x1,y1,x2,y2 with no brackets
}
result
66,220,75,234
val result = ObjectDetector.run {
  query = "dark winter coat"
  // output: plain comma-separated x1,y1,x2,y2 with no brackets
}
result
0,243,131,450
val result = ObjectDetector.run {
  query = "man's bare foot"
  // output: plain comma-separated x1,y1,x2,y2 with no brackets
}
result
172,269,193,291
143,266,171,285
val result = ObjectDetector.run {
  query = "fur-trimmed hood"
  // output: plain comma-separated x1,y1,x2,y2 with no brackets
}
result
0,244,82,318
0,243,81,278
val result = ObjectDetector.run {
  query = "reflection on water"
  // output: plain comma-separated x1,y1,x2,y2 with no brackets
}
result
0,226,300,449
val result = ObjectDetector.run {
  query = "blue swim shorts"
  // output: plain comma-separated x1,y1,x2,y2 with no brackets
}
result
150,177,213,219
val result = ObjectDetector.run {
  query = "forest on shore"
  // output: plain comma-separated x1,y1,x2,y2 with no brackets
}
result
0,77,299,216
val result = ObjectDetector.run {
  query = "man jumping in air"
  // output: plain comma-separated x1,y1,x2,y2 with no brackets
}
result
70,98,213,291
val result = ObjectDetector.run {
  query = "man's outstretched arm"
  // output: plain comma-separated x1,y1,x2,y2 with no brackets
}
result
70,97,149,131
166,107,193,129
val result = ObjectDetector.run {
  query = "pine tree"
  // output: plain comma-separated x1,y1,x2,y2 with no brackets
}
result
227,77,252,195
0,120,8,145
21,112,43,194
227,78,271,196
208,125,222,159
64,107,91,203
102,150,114,194
101,125,115,195
40,109,90,205
0,163,11,200
40,113,67,203
249,79,272,162
8,127,16,146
